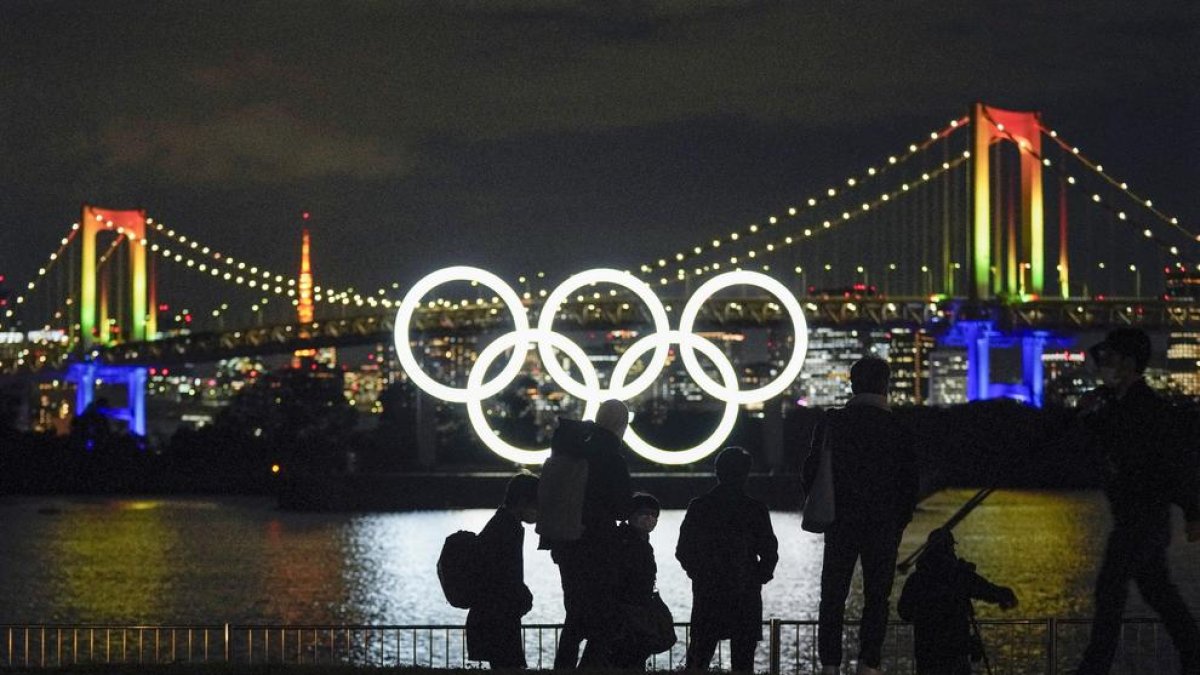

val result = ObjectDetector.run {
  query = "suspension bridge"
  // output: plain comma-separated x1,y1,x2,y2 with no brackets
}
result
2,103,1198,434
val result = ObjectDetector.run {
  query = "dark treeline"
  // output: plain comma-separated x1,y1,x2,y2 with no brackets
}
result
4,368,1193,497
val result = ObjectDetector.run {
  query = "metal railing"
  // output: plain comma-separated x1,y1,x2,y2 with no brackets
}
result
0,618,1183,673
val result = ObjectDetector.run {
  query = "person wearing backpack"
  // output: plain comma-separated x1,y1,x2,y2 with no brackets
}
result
1073,329,1200,675
540,399,632,669
466,472,539,669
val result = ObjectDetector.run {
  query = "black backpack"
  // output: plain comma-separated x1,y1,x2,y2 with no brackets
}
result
437,530,482,609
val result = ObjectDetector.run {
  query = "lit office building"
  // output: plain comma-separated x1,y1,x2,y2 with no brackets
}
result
797,327,863,407
888,327,935,405
929,349,969,406
1166,331,1200,397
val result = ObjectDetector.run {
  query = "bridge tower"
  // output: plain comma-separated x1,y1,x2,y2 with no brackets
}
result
79,205,156,347
970,103,1058,300
72,205,155,435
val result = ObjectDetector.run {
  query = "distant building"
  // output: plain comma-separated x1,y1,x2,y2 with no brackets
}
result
1166,330,1200,397
1041,350,1091,408
344,364,387,414
929,349,969,406
797,327,863,407
887,327,935,405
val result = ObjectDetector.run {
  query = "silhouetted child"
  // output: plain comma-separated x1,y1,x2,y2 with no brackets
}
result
466,473,539,669
898,529,1018,675
612,492,664,669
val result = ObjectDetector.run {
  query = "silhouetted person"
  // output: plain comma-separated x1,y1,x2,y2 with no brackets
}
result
897,529,1017,675
1074,328,1200,675
677,447,779,673
467,473,539,669
803,356,918,675
545,399,632,669
611,492,663,670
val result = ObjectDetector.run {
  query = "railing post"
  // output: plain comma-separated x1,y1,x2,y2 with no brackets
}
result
1046,617,1057,675
768,618,781,675
223,624,230,664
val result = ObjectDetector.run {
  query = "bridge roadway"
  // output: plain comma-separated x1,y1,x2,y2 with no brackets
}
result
83,295,1200,366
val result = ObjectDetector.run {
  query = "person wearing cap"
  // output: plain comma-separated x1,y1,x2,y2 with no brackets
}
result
611,492,664,669
804,356,918,675
676,447,779,673
1075,328,1200,675
897,528,1017,675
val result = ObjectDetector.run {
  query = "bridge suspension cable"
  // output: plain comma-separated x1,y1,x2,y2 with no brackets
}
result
146,219,400,311
0,223,80,331
631,116,970,286
1041,126,1196,242
644,149,972,290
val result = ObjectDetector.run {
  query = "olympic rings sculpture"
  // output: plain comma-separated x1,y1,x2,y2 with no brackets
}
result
394,266,809,466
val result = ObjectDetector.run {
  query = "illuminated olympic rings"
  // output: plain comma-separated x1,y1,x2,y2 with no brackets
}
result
394,266,809,465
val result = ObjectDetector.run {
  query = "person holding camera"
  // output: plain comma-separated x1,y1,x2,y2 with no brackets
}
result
898,528,1018,675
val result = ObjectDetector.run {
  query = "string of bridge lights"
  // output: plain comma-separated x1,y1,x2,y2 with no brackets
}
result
978,109,1192,263
1041,127,1196,243
146,220,404,310
640,152,973,287
147,220,297,295
1062,175,1189,261
146,233,412,323
632,116,971,285
1,222,80,329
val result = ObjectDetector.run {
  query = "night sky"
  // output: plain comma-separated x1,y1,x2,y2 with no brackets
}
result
1,1,1197,310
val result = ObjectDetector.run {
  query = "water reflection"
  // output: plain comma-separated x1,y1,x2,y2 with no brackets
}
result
0,491,1196,625
46,499,179,621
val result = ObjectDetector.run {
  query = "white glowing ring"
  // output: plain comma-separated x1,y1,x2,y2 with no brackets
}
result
610,331,740,465
466,329,602,465
394,266,810,466
678,270,809,405
394,266,529,403
537,268,671,401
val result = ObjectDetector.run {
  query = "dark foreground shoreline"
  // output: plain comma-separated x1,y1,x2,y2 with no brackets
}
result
277,472,805,511
0,662,624,667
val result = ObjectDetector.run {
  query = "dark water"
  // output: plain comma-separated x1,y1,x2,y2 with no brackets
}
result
0,490,1197,625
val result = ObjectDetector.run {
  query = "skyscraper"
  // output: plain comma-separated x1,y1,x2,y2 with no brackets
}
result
797,327,863,407
1166,330,1200,397
929,349,969,406
887,327,935,405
